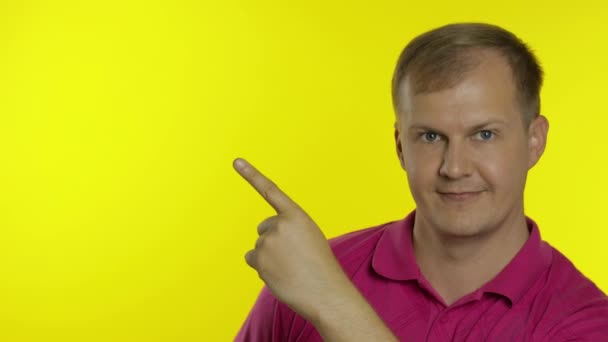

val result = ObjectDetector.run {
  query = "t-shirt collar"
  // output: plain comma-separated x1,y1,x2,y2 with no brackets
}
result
371,209,553,306
371,210,420,281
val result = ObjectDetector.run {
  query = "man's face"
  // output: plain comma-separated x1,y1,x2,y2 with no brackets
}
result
394,50,548,238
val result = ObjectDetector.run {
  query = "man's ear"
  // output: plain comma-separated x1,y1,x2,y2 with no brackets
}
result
527,115,549,169
394,122,406,170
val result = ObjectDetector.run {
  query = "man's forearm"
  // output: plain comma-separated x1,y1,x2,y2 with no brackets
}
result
309,283,399,342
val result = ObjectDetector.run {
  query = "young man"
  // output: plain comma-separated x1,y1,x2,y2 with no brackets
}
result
233,23,608,341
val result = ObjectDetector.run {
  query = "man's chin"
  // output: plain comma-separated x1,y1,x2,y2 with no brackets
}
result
428,215,492,239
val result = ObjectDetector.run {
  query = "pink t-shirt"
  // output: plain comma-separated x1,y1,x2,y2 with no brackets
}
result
235,210,608,341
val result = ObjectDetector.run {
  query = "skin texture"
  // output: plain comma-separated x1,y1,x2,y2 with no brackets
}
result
394,49,549,304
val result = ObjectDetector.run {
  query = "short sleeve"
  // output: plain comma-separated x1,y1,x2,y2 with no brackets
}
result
234,286,312,342
234,286,281,341
541,295,608,341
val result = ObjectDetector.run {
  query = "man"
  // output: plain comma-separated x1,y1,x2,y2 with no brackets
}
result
233,23,608,341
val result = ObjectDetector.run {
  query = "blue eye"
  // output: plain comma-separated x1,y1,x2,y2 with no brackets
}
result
478,130,494,140
422,132,441,142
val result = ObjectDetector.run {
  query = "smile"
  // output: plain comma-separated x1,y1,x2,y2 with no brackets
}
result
437,191,484,201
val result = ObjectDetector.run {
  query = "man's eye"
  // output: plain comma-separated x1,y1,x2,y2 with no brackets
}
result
421,132,440,142
477,130,495,140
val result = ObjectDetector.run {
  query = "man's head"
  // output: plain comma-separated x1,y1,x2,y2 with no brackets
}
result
392,23,549,238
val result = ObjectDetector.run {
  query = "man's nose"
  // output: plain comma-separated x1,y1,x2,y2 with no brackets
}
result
439,140,473,179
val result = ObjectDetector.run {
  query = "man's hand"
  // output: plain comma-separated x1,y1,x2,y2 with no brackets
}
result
234,158,399,341
233,158,350,321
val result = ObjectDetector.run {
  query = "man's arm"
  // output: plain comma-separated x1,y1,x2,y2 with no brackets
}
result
233,158,398,342
235,284,398,342
310,279,399,342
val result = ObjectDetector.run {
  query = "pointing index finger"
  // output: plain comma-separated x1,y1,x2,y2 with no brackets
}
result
233,158,299,214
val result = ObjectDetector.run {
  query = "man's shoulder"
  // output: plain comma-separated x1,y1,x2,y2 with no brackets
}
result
327,219,398,253
326,219,401,274
545,244,607,301
533,243,608,339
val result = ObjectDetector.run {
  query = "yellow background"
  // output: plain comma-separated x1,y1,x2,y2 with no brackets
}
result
0,0,606,341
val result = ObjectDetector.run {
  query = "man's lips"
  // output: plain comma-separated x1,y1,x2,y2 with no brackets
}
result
437,191,484,201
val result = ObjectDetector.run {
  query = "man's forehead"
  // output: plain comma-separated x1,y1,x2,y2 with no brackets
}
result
398,91,513,128
396,60,520,129
397,51,516,105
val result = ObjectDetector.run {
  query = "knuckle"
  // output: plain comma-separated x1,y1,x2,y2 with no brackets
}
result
255,235,266,249
245,250,256,268
256,222,266,235
257,216,277,235
261,231,275,247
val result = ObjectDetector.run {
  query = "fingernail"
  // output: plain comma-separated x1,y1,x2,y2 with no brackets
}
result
234,158,247,170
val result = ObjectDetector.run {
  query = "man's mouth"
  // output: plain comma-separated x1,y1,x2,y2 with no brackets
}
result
437,191,484,201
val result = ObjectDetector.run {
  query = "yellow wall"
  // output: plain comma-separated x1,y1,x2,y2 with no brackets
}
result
0,0,606,340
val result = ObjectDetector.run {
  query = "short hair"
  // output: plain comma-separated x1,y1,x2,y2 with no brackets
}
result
391,23,543,127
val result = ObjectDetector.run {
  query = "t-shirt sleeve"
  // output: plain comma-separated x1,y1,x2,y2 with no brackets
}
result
234,286,304,342
542,295,608,341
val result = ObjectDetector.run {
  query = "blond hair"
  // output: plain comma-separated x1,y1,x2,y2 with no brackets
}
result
391,23,543,126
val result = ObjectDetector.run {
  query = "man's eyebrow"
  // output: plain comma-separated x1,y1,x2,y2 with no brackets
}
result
407,124,447,135
468,120,508,131
408,120,508,134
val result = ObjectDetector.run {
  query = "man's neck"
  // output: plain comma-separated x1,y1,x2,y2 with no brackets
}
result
412,209,530,306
